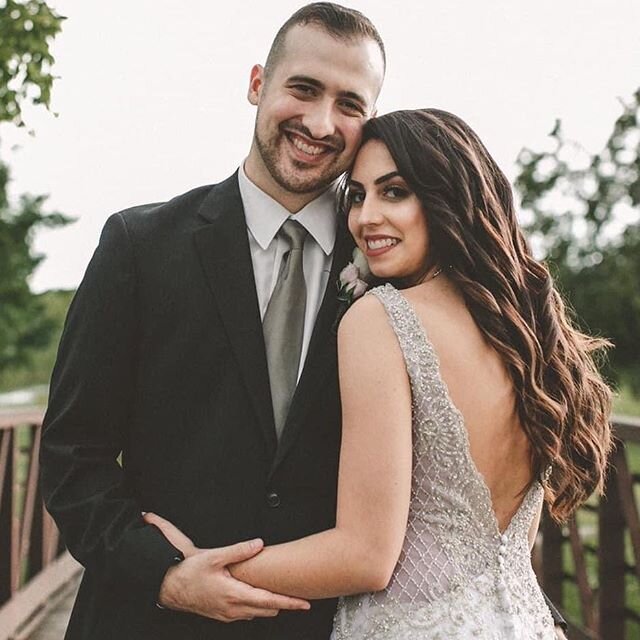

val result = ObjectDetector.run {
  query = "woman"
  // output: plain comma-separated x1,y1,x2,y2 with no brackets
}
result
147,109,612,638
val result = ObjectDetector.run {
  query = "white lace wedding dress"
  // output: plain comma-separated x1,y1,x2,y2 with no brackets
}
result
331,284,556,640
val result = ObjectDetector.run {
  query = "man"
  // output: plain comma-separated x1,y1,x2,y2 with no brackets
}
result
41,3,567,639
41,4,384,639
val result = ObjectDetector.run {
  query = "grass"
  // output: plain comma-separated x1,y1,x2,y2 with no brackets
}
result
616,383,640,418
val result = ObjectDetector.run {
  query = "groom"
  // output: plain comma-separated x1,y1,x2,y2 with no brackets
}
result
40,3,567,639
40,3,385,639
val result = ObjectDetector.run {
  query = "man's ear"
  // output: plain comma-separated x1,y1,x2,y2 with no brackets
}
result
247,64,265,106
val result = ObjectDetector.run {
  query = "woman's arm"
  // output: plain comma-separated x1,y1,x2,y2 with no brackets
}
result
229,295,414,599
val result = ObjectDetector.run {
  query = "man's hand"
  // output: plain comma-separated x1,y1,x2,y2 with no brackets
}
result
143,512,310,622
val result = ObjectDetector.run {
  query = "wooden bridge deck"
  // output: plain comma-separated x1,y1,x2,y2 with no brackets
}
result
4,410,640,638
27,576,79,640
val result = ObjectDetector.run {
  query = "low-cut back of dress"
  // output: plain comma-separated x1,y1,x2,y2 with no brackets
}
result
331,284,555,639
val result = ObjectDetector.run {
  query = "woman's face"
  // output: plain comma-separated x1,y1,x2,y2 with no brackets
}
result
348,139,430,282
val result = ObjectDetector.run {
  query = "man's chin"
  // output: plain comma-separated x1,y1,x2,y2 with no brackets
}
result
275,168,341,195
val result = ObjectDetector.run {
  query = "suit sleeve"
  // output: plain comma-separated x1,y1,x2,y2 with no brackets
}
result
543,592,568,632
40,212,182,604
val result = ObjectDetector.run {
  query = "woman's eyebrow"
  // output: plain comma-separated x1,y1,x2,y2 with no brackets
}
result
374,171,401,185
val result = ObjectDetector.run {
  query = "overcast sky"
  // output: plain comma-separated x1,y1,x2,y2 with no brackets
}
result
1,0,639,292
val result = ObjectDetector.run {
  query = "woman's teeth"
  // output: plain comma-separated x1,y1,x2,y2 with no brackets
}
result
367,238,399,250
292,136,324,156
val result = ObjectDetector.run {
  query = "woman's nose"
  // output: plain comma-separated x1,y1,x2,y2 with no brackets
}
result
357,196,384,225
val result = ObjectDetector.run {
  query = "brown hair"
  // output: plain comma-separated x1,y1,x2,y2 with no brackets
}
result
264,2,386,77
357,109,612,521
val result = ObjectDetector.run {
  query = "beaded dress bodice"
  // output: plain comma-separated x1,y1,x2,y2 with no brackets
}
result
331,285,555,639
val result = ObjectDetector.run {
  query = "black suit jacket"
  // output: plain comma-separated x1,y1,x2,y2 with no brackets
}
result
40,173,354,640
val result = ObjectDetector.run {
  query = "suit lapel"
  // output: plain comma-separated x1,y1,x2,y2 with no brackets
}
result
269,223,355,477
194,173,278,457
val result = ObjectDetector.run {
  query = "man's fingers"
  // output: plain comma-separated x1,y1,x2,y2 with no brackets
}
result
225,606,280,620
230,581,311,611
143,512,198,555
215,538,265,564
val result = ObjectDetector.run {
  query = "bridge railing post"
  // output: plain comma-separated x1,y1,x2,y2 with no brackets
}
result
0,428,14,607
598,442,626,638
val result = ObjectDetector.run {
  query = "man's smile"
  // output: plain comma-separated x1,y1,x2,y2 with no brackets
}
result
282,128,340,164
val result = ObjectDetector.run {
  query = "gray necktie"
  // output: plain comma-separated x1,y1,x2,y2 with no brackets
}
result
263,219,308,440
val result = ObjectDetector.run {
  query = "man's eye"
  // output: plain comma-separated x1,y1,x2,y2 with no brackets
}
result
340,100,364,114
292,85,315,96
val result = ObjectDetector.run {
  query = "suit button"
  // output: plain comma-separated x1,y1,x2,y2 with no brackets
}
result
266,492,281,508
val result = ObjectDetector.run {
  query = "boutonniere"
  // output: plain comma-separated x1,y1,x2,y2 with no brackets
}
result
337,248,370,304
333,248,371,334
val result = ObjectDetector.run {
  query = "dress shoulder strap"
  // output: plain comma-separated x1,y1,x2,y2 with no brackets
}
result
368,283,437,392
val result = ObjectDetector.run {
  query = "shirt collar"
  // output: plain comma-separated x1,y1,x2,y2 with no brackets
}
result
238,162,337,255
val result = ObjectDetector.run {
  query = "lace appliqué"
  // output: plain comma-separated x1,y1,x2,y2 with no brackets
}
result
332,284,555,640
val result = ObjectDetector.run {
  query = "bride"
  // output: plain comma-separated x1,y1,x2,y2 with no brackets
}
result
147,109,612,638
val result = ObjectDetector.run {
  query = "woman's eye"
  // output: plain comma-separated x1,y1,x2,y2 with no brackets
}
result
385,186,408,199
350,191,365,205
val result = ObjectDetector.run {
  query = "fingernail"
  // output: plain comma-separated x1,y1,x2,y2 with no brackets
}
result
251,538,263,549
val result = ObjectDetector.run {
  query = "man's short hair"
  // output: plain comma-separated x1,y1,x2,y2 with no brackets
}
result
264,2,386,78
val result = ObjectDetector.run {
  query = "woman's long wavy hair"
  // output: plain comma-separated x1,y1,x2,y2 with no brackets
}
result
355,109,612,522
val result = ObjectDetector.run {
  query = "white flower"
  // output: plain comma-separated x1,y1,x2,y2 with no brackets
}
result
347,278,368,299
339,262,359,286
337,258,369,304
352,248,370,277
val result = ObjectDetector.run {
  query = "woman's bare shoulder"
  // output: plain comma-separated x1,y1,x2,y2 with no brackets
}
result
401,280,469,336
337,291,407,377
338,290,394,341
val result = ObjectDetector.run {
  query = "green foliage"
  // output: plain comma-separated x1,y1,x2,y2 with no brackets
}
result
616,382,640,418
0,288,73,392
515,88,640,393
0,163,70,372
0,0,64,126
0,0,70,379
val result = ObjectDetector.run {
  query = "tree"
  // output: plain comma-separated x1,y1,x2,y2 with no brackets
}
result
0,0,63,126
0,0,69,377
515,88,640,389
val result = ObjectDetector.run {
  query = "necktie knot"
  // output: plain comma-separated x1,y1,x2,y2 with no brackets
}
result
281,219,308,251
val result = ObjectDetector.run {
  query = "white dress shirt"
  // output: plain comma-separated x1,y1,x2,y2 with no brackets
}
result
238,163,337,381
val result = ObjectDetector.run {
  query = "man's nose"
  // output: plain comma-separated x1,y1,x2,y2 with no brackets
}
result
302,101,336,141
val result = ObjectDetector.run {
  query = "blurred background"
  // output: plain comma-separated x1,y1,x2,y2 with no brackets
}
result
0,1,638,639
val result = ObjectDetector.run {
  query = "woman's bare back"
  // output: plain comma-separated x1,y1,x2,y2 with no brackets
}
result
403,277,532,532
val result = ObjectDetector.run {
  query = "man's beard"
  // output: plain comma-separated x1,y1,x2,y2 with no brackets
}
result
254,122,345,195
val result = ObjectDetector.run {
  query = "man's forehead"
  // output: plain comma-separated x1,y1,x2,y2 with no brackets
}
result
276,25,384,100
280,24,382,63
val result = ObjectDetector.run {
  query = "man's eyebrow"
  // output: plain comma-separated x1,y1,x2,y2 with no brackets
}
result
287,75,367,107
287,75,324,88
